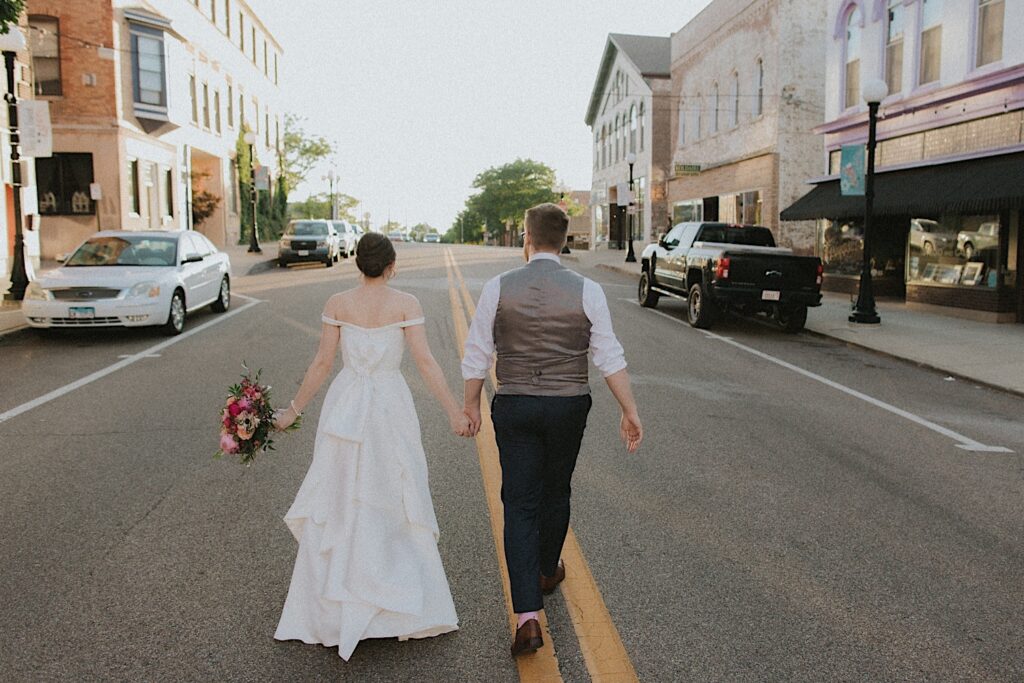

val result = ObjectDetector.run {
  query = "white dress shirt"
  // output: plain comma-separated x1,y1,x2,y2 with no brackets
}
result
461,252,627,381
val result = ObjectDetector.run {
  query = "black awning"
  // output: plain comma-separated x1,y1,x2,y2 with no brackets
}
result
781,151,1024,221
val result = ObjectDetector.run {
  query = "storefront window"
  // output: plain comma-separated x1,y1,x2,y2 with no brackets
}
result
906,215,1002,288
819,219,865,276
672,200,702,225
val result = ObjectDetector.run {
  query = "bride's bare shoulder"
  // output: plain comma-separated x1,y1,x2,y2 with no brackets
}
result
324,288,361,314
387,288,423,317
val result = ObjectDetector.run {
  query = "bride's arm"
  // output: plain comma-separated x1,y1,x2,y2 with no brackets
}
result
274,317,340,429
404,308,471,437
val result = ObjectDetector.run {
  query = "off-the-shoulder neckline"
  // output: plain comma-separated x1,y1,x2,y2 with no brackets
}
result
321,315,425,330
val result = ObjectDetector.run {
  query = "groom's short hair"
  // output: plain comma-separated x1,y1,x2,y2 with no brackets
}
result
525,203,569,251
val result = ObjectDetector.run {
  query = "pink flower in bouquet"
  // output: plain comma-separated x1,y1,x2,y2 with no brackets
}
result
219,433,239,454
228,401,242,417
237,398,252,412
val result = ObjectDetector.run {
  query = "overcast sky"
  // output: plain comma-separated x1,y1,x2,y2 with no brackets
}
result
255,0,712,231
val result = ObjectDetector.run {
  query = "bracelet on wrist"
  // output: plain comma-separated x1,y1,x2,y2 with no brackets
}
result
290,400,302,416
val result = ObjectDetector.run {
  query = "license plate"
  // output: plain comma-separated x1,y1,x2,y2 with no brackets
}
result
762,290,781,301
297,250,309,256
69,306,95,319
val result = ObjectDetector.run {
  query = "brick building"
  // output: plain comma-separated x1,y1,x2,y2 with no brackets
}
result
782,0,1022,323
25,0,284,258
585,34,673,250
667,0,827,253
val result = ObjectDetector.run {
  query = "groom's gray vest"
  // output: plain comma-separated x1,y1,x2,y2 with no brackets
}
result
493,259,591,397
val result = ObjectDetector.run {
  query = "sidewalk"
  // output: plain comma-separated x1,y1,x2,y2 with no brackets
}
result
566,247,1024,396
0,242,278,337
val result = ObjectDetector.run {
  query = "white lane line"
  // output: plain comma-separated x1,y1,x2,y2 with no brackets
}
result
626,300,1013,454
0,299,262,425
118,354,161,359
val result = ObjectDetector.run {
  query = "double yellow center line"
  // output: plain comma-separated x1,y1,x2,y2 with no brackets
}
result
444,248,639,683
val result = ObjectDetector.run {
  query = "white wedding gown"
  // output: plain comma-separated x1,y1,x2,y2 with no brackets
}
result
274,315,458,660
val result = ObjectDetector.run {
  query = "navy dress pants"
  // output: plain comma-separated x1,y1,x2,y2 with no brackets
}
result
491,393,592,613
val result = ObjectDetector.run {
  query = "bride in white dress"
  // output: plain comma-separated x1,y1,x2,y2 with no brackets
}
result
272,233,470,661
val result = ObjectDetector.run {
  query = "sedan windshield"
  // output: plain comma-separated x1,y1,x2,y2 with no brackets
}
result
288,222,329,236
65,236,178,267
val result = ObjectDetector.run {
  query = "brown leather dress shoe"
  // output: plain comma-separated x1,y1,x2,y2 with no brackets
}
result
511,619,543,657
540,560,566,595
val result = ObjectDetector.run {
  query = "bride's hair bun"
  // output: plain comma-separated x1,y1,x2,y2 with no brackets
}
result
355,233,396,278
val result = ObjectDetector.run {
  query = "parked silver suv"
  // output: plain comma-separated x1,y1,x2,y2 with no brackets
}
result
278,220,340,268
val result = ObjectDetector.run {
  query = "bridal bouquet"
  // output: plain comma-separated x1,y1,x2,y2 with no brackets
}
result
216,365,301,465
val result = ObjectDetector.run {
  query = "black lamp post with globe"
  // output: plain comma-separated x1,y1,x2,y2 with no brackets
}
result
243,130,261,254
625,151,637,263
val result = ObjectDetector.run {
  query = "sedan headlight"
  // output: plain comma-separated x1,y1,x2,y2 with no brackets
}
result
127,282,161,299
24,282,53,301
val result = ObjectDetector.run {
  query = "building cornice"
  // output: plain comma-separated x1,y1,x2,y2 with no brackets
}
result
816,63,1024,135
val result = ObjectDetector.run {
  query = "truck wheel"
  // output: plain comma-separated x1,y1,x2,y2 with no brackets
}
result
687,282,715,329
638,271,660,308
777,305,808,333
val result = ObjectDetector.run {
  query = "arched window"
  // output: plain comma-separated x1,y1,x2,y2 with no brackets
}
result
711,82,719,133
754,58,764,116
639,100,646,151
629,104,638,153
918,0,942,85
601,124,607,168
731,72,740,127
677,96,686,146
696,92,703,139
613,116,620,162
885,0,905,94
844,5,863,109
977,0,1005,68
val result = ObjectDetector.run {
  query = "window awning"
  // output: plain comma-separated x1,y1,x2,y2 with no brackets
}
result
780,152,1024,221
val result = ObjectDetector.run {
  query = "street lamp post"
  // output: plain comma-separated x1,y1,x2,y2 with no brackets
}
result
2,27,28,302
849,79,888,325
625,152,637,263
324,169,336,220
243,130,261,254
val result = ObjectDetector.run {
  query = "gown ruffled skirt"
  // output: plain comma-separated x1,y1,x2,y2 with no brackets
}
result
274,319,458,660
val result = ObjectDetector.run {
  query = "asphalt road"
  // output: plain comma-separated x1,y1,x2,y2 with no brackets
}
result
1,243,1022,682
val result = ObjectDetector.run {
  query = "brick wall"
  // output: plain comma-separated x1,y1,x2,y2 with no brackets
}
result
27,0,117,124
906,284,1016,313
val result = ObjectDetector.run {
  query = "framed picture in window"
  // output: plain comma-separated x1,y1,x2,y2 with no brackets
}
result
961,262,984,285
936,265,961,284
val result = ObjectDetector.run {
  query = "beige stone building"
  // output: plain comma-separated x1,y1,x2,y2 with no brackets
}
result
26,0,284,259
585,34,673,250
667,0,827,253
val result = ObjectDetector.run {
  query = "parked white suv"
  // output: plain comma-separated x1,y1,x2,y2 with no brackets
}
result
331,220,359,258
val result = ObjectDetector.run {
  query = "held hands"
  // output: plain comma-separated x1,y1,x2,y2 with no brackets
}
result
449,410,473,438
620,410,643,453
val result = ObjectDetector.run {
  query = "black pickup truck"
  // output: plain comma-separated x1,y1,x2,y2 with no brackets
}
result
638,222,823,331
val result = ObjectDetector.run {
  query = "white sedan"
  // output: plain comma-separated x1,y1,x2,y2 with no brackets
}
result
22,230,232,335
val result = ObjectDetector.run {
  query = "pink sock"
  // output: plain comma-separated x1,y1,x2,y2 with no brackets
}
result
517,611,539,627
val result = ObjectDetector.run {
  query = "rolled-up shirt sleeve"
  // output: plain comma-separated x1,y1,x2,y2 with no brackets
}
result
583,278,627,377
461,275,501,380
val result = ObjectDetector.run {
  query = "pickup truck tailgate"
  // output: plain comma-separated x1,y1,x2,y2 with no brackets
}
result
727,253,821,290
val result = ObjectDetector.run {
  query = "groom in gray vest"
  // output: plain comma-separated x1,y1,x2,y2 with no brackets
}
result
462,202,643,657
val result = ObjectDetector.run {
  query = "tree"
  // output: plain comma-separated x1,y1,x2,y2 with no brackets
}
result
281,114,333,193
408,222,434,242
465,159,558,245
0,1,25,33
288,192,358,221
443,207,484,244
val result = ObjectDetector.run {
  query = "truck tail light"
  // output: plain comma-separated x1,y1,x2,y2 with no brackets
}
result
714,257,731,280
816,263,823,286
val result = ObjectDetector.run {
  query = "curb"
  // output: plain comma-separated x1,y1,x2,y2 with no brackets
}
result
0,307,27,338
244,258,279,276
801,327,1024,399
583,259,1024,399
